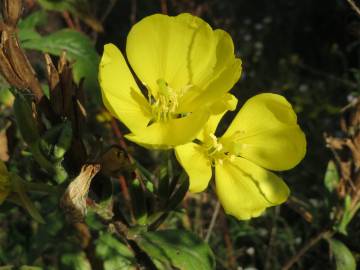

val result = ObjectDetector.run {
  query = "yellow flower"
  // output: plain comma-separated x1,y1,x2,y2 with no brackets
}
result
175,93,306,220
0,161,10,204
99,13,242,148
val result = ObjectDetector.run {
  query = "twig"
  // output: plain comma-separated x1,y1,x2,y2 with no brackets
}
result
62,11,76,29
205,201,220,243
264,207,279,270
130,0,137,25
282,230,333,270
222,212,236,269
296,62,358,89
101,0,118,23
160,0,168,14
347,0,360,16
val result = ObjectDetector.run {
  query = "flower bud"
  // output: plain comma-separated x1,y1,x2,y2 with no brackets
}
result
2,0,23,27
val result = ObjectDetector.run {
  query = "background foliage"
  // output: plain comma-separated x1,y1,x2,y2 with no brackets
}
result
1,0,360,269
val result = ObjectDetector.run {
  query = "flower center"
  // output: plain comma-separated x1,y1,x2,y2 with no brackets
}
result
202,134,234,166
148,79,180,122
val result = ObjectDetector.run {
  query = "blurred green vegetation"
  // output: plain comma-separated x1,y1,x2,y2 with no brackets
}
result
1,0,360,269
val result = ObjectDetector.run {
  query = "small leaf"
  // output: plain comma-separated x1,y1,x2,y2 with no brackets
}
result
13,91,40,145
19,266,42,270
18,10,47,30
129,178,147,225
135,229,216,270
95,233,136,270
335,195,358,235
328,238,356,270
0,266,14,270
324,160,340,193
61,252,91,270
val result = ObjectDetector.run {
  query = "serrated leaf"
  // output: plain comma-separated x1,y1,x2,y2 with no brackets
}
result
95,233,136,270
324,160,340,192
328,238,356,270
135,229,216,270
21,29,100,101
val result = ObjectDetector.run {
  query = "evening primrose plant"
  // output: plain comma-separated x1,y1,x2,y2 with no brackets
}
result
99,13,241,148
100,13,306,220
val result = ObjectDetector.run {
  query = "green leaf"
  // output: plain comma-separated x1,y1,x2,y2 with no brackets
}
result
88,175,114,221
37,0,103,32
37,0,74,12
135,229,216,270
335,195,360,235
21,29,100,101
328,238,356,270
19,266,42,270
18,10,48,30
61,252,91,270
18,11,47,42
10,174,45,224
95,233,136,270
324,160,340,193
0,266,14,270
129,178,147,225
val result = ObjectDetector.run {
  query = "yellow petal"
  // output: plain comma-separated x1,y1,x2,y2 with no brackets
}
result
99,43,152,133
126,13,216,96
175,143,212,193
125,110,210,149
215,157,289,220
221,93,306,171
215,160,269,220
197,94,238,142
177,30,242,112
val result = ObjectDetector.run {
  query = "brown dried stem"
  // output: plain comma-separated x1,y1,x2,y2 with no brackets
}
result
346,0,360,16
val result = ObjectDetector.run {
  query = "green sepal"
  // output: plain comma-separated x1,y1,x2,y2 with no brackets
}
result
129,178,148,226
13,91,40,145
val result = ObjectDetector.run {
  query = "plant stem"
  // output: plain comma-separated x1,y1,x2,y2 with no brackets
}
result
205,201,220,243
347,0,360,16
282,230,333,270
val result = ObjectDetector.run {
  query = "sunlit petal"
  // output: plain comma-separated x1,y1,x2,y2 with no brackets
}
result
197,94,238,142
221,93,306,171
177,30,242,112
175,143,212,193
215,156,289,220
125,110,210,149
126,13,216,95
99,44,152,133
215,159,269,220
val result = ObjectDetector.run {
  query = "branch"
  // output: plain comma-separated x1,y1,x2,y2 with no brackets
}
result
282,230,333,270
347,0,360,16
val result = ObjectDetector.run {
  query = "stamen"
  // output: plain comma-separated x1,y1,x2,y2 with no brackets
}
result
146,79,193,123
202,133,233,167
